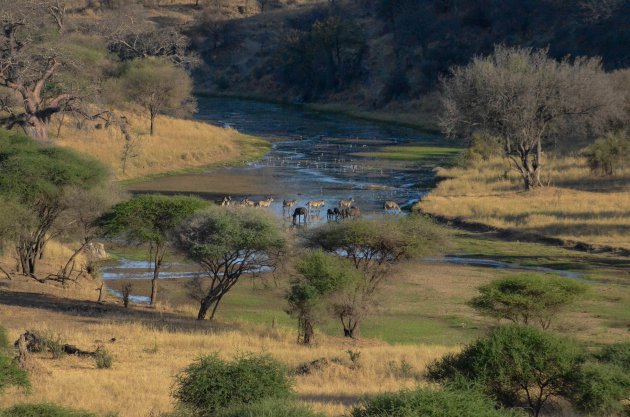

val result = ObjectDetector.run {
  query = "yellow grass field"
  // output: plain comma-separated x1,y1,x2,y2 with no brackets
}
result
54,112,269,180
0,280,452,417
417,156,630,250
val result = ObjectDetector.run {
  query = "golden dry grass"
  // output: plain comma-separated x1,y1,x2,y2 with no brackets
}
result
418,156,630,250
0,282,453,416
53,112,268,180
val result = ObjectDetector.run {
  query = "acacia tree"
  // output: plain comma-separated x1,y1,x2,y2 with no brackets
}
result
469,274,587,329
173,207,285,321
0,1,112,141
0,129,109,277
122,58,194,135
308,216,444,338
286,251,360,344
100,195,207,306
440,46,617,189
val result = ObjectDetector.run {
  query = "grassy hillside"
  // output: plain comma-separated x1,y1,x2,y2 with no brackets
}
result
54,112,269,181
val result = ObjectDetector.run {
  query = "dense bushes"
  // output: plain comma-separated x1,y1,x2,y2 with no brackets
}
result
582,131,630,175
173,354,292,416
427,325,630,417
217,398,324,417
350,386,524,417
0,326,29,395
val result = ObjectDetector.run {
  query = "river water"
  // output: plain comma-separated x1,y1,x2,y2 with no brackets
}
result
128,97,445,221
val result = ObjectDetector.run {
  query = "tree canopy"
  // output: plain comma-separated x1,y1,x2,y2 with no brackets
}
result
100,194,207,305
173,207,285,320
469,274,587,329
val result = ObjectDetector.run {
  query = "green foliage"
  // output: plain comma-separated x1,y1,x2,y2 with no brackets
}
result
458,133,503,166
217,398,324,417
287,251,361,342
0,356,30,395
469,274,587,329
0,404,99,417
95,348,113,369
0,130,109,206
568,361,630,415
173,354,292,417
426,325,583,416
101,195,207,245
583,131,630,176
350,386,525,417
0,327,9,353
596,342,630,371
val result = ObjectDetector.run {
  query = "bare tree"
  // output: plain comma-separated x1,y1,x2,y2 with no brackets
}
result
440,46,618,189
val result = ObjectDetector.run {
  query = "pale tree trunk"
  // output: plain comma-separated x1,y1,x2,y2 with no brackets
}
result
150,243,166,306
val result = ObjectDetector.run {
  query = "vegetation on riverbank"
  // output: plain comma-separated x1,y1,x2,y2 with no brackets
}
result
55,112,269,181
417,156,630,250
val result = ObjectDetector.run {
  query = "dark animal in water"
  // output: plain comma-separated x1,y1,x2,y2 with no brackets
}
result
293,207,308,225
348,206,361,219
327,208,335,221
333,207,341,218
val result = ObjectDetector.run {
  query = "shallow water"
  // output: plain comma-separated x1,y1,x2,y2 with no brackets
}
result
129,97,444,222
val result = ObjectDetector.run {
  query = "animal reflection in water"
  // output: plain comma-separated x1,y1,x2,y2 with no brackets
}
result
292,207,308,225
384,200,401,214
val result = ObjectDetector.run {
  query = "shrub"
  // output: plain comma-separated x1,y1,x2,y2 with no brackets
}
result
568,362,630,415
469,274,587,329
173,354,292,416
94,348,113,369
426,325,583,417
0,327,9,353
0,355,30,394
0,403,98,417
217,398,324,417
595,342,630,370
350,386,525,417
582,131,630,176
457,133,503,166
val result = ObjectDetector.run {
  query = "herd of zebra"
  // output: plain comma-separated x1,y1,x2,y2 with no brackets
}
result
218,196,402,225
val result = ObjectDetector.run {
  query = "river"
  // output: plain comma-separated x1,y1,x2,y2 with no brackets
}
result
128,96,445,221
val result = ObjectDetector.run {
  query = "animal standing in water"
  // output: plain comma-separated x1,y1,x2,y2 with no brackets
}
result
384,200,401,214
292,207,308,225
283,199,296,216
257,196,274,208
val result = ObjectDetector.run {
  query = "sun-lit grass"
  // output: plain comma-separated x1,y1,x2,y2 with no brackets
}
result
53,112,269,181
417,156,630,250
0,281,454,417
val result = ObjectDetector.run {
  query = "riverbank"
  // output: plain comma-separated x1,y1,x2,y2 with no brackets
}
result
416,156,630,252
198,92,441,134
54,111,270,181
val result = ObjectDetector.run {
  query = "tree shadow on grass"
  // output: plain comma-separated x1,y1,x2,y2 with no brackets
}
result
0,289,236,334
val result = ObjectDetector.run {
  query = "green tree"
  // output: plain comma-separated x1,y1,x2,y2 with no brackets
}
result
0,130,109,276
173,207,285,320
100,194,207,305
173,354,292,417
0,403,99,417
351,386,525,417
426,325,584,417
440,46,617,189
469,274,587,329
308,216,445,337
568,361,630,416
286,251,361,344
121,58,194,135
582,131,630,176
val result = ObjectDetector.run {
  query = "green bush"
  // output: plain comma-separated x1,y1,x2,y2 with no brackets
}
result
457,133,503,166
596,342,630,371
568,362,630,415
426,325,583,417
217,398,324,417
173,354,292,416
94,348,113,369
0,403,98,417
582,131,630,176
350,386,524,417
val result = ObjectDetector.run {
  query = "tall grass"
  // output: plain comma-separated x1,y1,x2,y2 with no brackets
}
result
53,112,268,180
418,156,630,249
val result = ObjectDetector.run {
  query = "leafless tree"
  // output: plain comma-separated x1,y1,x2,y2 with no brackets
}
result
579,0,623,22
440,46,618,189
